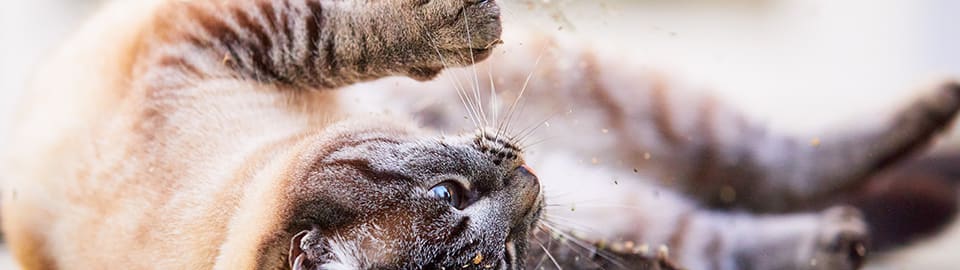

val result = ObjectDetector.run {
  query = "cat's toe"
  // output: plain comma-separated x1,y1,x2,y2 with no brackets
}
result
808,206,869,270
422,0,502,66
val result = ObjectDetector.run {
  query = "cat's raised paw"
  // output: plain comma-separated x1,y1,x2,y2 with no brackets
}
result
416,0,502,67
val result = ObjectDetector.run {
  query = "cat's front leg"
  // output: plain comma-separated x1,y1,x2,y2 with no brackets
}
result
137,0,502,91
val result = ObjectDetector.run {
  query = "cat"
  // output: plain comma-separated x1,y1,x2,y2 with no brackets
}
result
345,30,960,269
3,0,959,270
1,0,545,269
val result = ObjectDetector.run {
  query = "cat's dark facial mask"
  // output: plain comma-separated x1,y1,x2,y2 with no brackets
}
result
287,122,543,269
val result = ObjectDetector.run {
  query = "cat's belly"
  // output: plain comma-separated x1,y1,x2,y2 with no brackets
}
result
4,40,342,268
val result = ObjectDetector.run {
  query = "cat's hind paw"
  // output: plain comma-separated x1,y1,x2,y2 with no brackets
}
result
806,206,869,270
912,79,960,125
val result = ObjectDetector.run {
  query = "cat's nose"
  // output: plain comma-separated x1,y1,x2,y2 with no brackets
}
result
514,164,541,212
519,164,540,192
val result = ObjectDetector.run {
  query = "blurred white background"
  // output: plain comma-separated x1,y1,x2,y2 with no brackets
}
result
2,0,959,268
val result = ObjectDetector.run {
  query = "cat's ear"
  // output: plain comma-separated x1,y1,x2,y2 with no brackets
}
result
289,231,311,270
289,230,329,270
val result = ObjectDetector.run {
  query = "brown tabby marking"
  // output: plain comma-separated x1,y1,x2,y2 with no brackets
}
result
650,78,683,146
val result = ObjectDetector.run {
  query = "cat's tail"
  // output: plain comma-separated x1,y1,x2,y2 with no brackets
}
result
844,151,960,252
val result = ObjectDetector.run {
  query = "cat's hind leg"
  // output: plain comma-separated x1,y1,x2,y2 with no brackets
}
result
539,204,870,270
136,0,502,93
533,154,870,270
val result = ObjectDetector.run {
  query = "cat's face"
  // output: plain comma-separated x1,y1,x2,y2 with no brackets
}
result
286,120,542,269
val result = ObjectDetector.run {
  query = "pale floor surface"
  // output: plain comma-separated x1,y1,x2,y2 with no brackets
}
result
1,245,13,269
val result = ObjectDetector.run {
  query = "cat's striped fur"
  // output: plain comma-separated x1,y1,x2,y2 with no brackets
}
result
3,0,959,269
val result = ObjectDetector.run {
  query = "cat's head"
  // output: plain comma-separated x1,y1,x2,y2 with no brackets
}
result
335,0,502,81
284,119,542,269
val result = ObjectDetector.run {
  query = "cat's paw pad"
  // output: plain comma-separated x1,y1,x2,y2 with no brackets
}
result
809,206,869,270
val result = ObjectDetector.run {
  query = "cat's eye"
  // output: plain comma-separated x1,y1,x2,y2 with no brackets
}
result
429,181,467,209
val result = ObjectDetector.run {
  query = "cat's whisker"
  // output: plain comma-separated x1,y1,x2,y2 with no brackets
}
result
514,122,558,150
519,136,558,150
540,217,621,248
447,70,483,130
540,223,632,269
548,203,652,212
507,108,540,146
418,26,484,131
534,235,564,270
536,224,591,270
544,196,636,208
420,32,465,108
505,100,530,144
542,190,575,202
530,226,554,269
496,45,546,145
541,216,605,238
422,31,481,129
540,216,607,239
487,54,499,132
462,15,489,131
448,72,484,129
537,223,612,270
512,102,570,147
450,75,481,129
543,195,616,207
511,112,557,147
